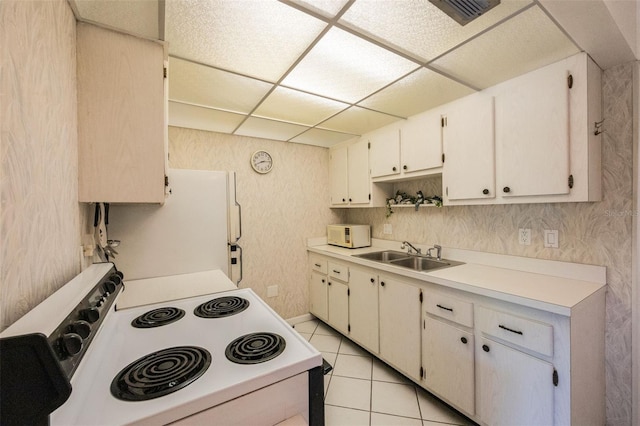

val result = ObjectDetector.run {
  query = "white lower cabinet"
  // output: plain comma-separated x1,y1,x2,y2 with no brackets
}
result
309,271,328,322
379,276,422,381
422,317,475,415
476,337,554,426
307,252,605,426
348,267,379,353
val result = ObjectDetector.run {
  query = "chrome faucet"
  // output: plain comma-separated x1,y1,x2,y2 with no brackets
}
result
426,244,442,261
401,241,421,255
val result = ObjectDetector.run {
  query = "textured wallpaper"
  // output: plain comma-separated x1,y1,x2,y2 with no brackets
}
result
0,0,90,331
346,62,635,425
168,127,345,319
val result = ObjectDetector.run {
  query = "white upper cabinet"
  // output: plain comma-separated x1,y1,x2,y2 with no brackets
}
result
399,109,443,176
495,61,570,198
369,125,401,179
329,137,390,208
442,93,495,202
444,52,602,206
77,23,167,203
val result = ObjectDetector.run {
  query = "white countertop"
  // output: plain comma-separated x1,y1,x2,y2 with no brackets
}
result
115,269,237,310
307,239,606,316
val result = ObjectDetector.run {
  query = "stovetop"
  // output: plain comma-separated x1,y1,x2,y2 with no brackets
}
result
51,288,321,425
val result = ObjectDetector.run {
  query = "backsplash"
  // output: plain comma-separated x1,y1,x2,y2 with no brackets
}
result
168,127,345,319
346,62,635,425
1,0,92,332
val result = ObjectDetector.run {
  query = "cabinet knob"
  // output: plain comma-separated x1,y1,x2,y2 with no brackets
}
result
482,189,489,195
349,198,352,202
503,186,511,193
342,198,346,202
380,281,385,287
460,337,468,344
321,279,325,283
392,167,397,172
328,281,332,286
403,165,408,170
370,278,375,283
482,344,490,352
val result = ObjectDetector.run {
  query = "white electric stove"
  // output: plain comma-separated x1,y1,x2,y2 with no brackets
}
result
0,263,324,426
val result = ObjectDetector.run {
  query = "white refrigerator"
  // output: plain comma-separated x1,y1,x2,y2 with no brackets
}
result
108,168,242,286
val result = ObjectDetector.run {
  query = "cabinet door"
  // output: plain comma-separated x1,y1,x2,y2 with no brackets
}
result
422,317,474,415
400,109,442,173
378,276,421,380
476,337,554,426
328,280,349,335
329,145,348,206
442,93,495,201
348,268,379,353
77,23,165,203
369,126,401,178
309,271,328,322
347,139,371,205
496,63,570,198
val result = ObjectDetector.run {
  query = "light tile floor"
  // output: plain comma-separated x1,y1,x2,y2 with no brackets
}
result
293,319,477,426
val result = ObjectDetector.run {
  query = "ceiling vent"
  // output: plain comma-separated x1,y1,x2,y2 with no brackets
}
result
429,0,501,26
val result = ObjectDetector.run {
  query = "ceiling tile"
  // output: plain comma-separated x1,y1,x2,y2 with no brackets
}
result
169,58,273,114
429,5,580,89
168,101,246,134
358,68,476,117
286,0,351,19
339,0,533,62
74,0,161,39
253,87,349,126
165,0,327,81
235,117,310,141
281,27,419,103
318,106,401,135
290,128,357,148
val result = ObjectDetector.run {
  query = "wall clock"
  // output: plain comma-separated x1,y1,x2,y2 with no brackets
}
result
250,150,273,174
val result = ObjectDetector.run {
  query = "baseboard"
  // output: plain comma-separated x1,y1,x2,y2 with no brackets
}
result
286,313,315,326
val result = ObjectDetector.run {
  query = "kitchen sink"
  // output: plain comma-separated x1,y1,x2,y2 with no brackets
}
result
388,256,454,271
354,250,410,262
353,251,463,272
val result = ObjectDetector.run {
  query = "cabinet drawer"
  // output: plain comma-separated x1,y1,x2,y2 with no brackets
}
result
424,293,473,327
476,306,553,357
310,256,327,274
328,262,349,283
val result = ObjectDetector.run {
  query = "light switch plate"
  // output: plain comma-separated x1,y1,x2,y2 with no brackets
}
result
544,230,559,248
267,285,278,298
383,224,392,234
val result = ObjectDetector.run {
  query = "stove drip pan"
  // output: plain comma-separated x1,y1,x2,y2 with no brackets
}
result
131,307,185,328
225,332,286,365
194,296,249,318
110,346,211,401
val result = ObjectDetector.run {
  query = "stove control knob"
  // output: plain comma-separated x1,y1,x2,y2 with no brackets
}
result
80,307,99,323
103,280,117,294
69,320,91,339
60,333,83,356
109,273,122,286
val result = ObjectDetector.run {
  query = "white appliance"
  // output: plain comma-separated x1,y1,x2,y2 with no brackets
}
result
326,224,371,248
0,264,324,425
108,168,243,284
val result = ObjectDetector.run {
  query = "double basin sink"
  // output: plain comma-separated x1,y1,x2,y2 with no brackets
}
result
353,250,463,272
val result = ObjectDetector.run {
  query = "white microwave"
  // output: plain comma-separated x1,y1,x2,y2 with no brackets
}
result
327,224,371,248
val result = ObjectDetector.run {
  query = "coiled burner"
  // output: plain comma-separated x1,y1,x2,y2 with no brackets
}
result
194,296,249,319
131,307,185,328
225,332,286,364
110,346,211,401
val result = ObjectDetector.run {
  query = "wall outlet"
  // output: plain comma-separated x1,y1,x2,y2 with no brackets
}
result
267,285,278,298
383,224,392,235
518,228,531,246
544,230,559,248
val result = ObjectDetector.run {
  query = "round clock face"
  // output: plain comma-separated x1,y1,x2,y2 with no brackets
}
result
251,150,273,174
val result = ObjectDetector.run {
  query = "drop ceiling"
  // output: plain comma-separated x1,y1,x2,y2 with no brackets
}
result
71,0,635,148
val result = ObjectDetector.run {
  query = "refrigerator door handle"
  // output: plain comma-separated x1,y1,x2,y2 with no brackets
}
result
235,244,243,285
